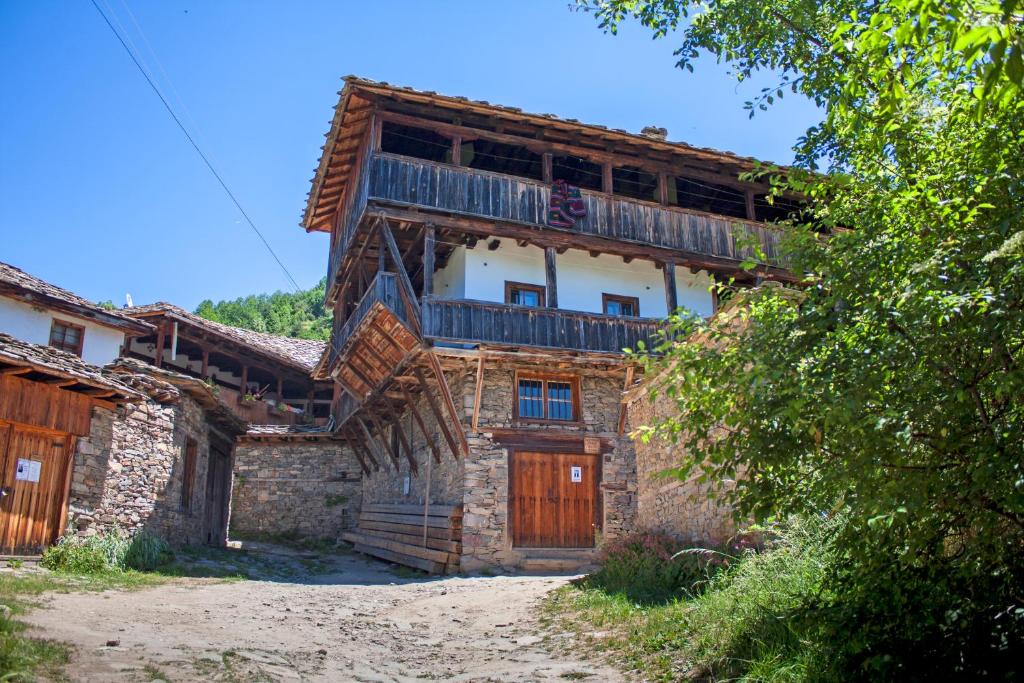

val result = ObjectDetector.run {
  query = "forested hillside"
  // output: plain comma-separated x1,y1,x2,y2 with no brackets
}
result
194,278,332,340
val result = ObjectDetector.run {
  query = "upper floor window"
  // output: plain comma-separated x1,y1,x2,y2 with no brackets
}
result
603,293,640,317
49,319,84,356
612,166,659,202
671,176,749,219
551,155,603,192
463,139,543,181
380,122,452,163
505,281,545,307
753,193,806,223
516,373,579,422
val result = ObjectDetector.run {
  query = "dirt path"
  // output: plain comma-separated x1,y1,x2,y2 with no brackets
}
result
25,550,623,682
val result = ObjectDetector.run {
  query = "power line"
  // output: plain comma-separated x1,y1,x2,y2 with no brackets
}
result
88,0,302,292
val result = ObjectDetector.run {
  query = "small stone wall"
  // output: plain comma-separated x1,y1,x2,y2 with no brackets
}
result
230,440,362,540
68,395,221,546
626,382,736,546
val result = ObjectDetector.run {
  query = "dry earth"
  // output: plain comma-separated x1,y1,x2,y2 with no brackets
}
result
25,548,623,682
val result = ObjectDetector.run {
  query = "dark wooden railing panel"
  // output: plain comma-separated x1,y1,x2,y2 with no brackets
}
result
367,153,784,266
329,272,404,368
327,146,373,291
421,298,664,354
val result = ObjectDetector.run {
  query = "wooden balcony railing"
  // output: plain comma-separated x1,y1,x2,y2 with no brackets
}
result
421,297,666,354
328,272,406,369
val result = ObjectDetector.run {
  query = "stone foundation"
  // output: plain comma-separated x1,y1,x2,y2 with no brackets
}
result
230,440,362,540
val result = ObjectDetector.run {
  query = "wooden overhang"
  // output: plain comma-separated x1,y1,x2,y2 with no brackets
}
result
0,263,153,337
302,76,787,234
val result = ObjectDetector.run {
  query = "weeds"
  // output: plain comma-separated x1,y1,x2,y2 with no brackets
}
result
41,528,172,574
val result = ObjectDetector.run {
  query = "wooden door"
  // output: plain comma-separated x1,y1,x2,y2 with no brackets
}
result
511,451,598,548
203,445,231,547
0,423,75,555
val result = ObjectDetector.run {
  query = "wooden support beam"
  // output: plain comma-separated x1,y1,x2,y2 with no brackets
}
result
663,262,678,315
618,365,634,436
542,152,553,183
413,365,461,459
276,377,283,399
365,409,402,469
745,189,756,221
386,403,418,474
658,172,670,205
545,246,558,309
400,383,441,464
471,354,485,432
239,365,249,396
450,136,462,165
379,218,421,323
422,225,435,298
46,378,78,388
201,349,209,378
343,357,377,396
424,354,468,456
355,416,392,470
342,429,371,475
602,162,613,194
0,367,32,376
347,423,380,471
154,322,165,368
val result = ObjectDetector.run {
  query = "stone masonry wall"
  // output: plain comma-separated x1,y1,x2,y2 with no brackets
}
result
230,440,362,540
626,383,736,546
68,395,218,546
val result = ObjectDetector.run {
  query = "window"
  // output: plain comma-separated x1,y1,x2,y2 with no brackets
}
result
516,374,579,422
505,281,545,307
380,121,453,163
603,293,640,317
181,438,198,512
49,319,84,356
753,193,806,223
551,155,603,191
612,166,659,202
462,139,543,181
671,176,749,219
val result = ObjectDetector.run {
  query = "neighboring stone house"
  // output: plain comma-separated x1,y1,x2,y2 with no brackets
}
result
295,77,801,572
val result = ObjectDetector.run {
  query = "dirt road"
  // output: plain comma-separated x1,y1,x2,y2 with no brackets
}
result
26,549,623,682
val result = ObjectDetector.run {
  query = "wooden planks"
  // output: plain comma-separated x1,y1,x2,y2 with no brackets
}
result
511,451,598,548
346,502,464,574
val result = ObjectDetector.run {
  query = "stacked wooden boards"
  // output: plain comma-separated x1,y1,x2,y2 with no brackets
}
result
342,503,462,574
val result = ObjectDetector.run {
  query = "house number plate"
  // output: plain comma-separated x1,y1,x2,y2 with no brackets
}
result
570,466,582,483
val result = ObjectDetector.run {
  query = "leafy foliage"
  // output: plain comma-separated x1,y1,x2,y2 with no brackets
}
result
194,277,331,340
580,0,1024,677
41,529,173,574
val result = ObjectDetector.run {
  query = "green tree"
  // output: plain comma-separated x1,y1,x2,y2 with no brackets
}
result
582,0,1023,677
194,278,331,340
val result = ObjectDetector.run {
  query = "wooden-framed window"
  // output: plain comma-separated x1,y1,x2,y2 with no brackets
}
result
505,281,545,308
181,438,198,513
514,372,580,423
602,293,640,317
48,319,85,356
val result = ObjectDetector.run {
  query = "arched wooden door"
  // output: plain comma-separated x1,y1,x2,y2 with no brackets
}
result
0,423,75,555
511,451,598,548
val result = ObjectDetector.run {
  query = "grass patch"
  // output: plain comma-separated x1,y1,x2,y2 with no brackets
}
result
544,517,834,682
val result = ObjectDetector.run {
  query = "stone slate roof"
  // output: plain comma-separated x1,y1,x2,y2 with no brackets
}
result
123,302,326,374
241,423,338,441
0,261,153,334
0,332,141,401
106,358,247,434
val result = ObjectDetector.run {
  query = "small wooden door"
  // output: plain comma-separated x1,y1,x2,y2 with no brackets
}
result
0,423,75,555
511,451,598,548
203,444,232,547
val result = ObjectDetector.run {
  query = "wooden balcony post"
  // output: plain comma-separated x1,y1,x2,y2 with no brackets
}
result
239,365,248,395
154,322,165,368
542,153,553,183
423,225,435,297
276,377,283,399
658,172,670,205
663,262,678,315
602,163,613,194
200,349,209,378
450,136,462,166
545,247,558,309
745,189,757,221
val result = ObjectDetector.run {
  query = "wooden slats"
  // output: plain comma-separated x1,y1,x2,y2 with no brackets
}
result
347,502,463,574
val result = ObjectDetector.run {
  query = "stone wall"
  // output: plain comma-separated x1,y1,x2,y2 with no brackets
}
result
230,440,362,540
67,394,223,546
626,380,736,546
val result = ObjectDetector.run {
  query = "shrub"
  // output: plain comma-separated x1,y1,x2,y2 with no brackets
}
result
41,529,172,574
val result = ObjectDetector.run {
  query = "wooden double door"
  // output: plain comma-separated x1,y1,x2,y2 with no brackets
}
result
511,451,599,548
0,422,75,555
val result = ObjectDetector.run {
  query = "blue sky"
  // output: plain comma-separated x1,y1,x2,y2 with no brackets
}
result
0,1,820,311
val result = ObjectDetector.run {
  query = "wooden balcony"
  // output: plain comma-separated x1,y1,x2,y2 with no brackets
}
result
327,154,790,299
421,298,666,355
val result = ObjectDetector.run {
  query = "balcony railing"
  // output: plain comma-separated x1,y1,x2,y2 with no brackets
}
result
421,297,666,354
328,272,406,369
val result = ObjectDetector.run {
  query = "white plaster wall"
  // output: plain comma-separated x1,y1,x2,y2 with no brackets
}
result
429,241,714,318
0,296,126,365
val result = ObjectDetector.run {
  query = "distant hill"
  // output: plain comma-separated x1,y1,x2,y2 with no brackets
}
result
194,278,332,341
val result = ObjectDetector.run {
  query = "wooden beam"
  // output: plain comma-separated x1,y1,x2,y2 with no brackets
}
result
385,403,418,474
379,218,421,323
618,366,634,436
342,429,371,475
346,423,380,471
413,365,461,459
450,136,462,165
745,189,756,221
154,321,165,368
602,163,613,194
201,349,209,378
471,354,485,432
355,415,393,469
46,378,78,388
365,409,402,469
422,225,435,298
545,247,558,309
424,353,468,457
663,262,678,315
0,366,31,376
239,365,249,396
542,152,553,183
400,383,441,464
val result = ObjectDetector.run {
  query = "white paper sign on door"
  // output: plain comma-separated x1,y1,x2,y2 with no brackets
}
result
570,466,582,483
15,459,41,483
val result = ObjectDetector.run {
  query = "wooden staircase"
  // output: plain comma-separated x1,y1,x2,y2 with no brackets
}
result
342,503,462,574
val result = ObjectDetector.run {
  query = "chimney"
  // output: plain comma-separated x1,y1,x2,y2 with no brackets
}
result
640,126,668,141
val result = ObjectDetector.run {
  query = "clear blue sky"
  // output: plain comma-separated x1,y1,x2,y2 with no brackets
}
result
0,1,820,311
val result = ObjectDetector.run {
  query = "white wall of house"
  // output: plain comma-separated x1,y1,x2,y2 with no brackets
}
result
430,241,715,318
0,296,127,365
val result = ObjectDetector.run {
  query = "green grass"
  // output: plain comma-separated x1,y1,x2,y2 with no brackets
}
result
543,518,834,682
